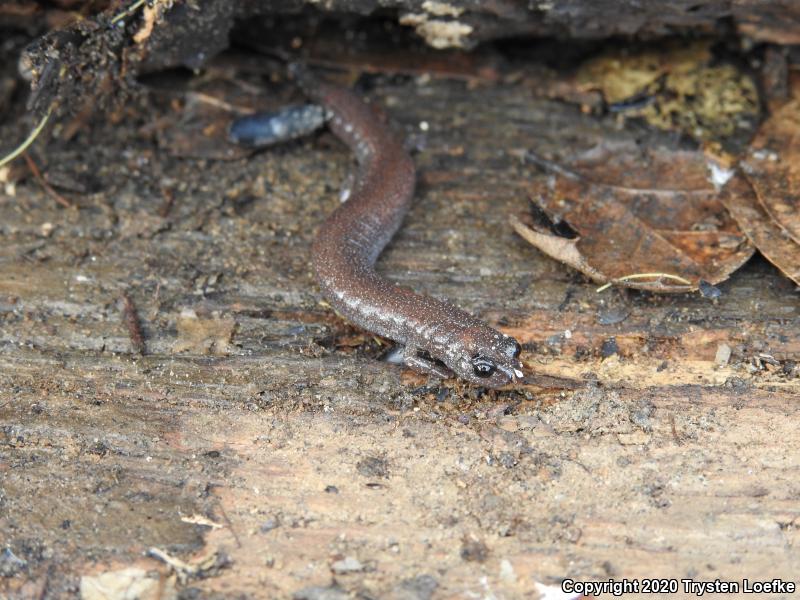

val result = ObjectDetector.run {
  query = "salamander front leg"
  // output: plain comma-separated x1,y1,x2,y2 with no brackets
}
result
403,346,454,380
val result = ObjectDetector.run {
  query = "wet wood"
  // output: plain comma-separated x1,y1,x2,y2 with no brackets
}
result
1,69,799,598
17,0,800,129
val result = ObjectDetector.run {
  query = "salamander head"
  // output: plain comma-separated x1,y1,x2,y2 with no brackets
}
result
449,327,524,388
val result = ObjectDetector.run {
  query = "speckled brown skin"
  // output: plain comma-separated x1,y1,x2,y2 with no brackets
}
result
290,66,524,387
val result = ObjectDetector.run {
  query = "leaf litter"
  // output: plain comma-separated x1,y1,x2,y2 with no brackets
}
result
741,95,800,245
718,176,800,285
722,76,800,285
513,39,800,292
512,135,754,292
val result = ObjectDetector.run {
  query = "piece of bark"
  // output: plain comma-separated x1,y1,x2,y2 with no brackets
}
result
16,0,800,127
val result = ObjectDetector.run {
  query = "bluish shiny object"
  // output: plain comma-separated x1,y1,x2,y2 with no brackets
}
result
229,104,327,147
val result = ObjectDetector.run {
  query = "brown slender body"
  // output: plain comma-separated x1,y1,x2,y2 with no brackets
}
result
287,66,524,387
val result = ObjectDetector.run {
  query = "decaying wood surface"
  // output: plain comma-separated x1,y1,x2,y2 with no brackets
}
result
1,52,799,598
12,0,800,132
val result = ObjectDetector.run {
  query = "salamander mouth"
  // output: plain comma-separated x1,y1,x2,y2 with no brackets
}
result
417,349,450,372
497,364,525,382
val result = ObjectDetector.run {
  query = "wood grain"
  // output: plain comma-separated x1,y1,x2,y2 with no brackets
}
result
1,74,798,598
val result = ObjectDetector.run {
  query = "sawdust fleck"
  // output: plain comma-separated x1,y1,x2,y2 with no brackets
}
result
173,309,237,355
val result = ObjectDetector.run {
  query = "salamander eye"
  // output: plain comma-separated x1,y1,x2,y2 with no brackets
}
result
472,355,497,378
508,340,521,359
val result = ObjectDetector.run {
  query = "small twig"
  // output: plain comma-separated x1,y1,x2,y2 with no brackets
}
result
596,272,693,292
36,567,50,600
149,282,162,320
0,105,53,169
121,291,146,355
519,372,584,389
110,0,147,25
216,501,242,548
670,415,683,446
22,153,73,208
157,186,175,218
180,514,223,529
186,91,256,115
146,547,223,585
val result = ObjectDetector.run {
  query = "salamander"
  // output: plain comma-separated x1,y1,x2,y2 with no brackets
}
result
230,65,524,387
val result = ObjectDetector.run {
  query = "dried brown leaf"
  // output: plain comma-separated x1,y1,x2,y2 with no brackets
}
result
509,214,604,280
741,97,800,245
516,140,754,292
719,176,800,285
